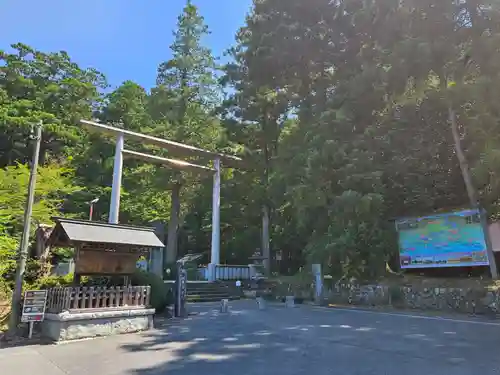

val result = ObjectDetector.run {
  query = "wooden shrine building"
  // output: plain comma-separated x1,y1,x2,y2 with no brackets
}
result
47,217,165,280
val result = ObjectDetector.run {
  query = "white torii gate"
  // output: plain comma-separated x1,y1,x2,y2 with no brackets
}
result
80,120,243,281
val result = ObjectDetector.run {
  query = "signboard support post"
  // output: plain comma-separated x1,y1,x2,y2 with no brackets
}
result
480,208,498,279
20,289,48,338
28,322,34,339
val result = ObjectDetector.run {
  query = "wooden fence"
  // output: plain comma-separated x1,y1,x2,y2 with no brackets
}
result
198,265,252,281
46,286,151,313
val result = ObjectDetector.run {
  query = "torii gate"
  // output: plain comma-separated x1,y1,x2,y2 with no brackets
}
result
80,120,243,282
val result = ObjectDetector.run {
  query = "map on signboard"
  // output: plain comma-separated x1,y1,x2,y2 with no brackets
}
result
396,209,489,269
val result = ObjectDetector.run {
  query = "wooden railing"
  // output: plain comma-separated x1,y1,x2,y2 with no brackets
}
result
46,286,151,313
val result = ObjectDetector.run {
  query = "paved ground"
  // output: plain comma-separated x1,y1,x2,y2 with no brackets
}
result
3,300,500,374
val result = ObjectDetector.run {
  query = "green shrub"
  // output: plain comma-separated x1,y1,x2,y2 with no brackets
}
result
164,262,202,281
389,285,403,304
163,263,177,280
0,278,11,329
34,273,74,289
3,259,52,290
131,271,171,313
185,264,200,280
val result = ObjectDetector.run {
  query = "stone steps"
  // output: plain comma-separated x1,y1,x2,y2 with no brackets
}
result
187,294,240,303
186,281,240,303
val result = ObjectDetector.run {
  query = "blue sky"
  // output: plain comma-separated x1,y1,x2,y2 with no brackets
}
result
1,0,252,90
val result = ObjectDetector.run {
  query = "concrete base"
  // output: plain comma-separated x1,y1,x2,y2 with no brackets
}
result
41,308,155,342
207,263,216,282
256,297,266,310
220,299,229,313
243,290,257,298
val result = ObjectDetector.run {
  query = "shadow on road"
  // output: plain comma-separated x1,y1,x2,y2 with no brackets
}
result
123,306,296,375
119,302,488,375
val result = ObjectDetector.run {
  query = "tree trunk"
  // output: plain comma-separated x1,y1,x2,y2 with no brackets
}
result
262,204,271,276
165,182,181,265
449,106,478,206
449,105,498,279
34,224,53,276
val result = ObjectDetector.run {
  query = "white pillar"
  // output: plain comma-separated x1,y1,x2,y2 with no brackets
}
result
109,133,124,224
209,158,221,281
312,264,323,302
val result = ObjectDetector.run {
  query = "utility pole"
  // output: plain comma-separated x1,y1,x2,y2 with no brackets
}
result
8,122,42,334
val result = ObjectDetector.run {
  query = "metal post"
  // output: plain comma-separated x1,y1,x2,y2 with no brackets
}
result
209,158,221,281
109,133,124,224
8,122,42,334
28,322,34,339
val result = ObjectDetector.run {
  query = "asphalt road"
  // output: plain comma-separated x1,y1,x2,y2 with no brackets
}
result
2,300,500,375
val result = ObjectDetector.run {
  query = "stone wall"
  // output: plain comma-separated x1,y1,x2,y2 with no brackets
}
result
267,277,500,316
42,308,155,341
269,278,313,301
323,283,500,316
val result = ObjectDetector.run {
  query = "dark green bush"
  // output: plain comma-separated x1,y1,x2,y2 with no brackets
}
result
164,262,202,281
163,263,177,281
34,273,74,289
185,264,200,280
389,285,403,304
131,271,171,313
0,278,11,328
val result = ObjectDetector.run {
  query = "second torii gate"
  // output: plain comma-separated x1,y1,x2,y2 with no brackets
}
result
80,120,243,281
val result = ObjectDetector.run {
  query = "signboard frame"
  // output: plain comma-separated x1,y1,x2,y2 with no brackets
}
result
395,209,490,269
21,289,48,338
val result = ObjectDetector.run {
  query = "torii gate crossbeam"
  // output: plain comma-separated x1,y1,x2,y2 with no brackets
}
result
80,120,243,281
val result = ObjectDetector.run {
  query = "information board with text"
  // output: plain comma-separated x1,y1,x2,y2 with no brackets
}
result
396,209,489,269
21,290,48,323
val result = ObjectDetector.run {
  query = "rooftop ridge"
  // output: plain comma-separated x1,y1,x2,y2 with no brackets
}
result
51,217,157,232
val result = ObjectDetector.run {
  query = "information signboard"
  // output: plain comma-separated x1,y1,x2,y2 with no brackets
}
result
21,290,48,323
396,209,489,269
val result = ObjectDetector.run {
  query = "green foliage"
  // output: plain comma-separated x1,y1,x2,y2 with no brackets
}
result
101,81,151,132
33,273,74,289
0,234,17,327
130,271,171,313
156,0,221,110
152,0,222,145
5,0,500,291
0,278,11,329
218,0,500,278
304,191,395,280
163,263,178,281
51,247,74,263
0,235,18,280
0,43,107,167
0,163,78,235
185,262,202,280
